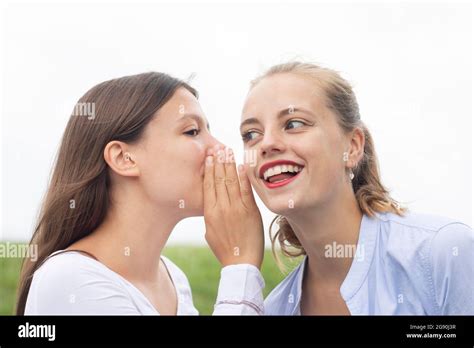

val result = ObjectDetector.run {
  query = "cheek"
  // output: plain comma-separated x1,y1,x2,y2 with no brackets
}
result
172,141,207,188
304,132,345,187
194,140,206,156
245,164,260,187
142,140,206,192
189,141,206,171
172,140,206,169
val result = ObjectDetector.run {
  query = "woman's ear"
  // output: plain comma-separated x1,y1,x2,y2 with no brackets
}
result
347,127,365,168
103,141,140,177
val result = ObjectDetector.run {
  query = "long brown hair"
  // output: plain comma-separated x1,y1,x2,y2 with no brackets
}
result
16,72,197,314
251,62,406,264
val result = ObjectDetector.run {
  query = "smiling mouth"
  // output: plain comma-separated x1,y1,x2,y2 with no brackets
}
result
260,164,304,189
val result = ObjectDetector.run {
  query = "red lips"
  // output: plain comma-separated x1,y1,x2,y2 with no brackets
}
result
258,160,304,179
258,159,305,189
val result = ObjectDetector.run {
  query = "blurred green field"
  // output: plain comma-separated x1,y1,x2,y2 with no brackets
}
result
0,243,301,315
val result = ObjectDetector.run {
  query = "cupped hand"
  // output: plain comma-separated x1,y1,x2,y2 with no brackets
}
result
203,145,264,269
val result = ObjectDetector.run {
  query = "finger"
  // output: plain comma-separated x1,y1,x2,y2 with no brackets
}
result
214,146,230,206
223,148,241,204
238,163,257,208
203,153,216,210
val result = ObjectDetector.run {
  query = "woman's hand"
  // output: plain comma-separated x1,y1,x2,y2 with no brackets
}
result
203,145,264,269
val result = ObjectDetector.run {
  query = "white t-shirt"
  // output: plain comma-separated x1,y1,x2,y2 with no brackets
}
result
25,250,265,315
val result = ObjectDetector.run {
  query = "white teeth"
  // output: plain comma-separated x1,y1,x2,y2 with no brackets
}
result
262,164,303,181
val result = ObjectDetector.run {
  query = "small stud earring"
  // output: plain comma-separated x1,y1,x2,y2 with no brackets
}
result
343,152,349,162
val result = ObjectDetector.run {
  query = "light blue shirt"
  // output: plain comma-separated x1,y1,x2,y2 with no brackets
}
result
264,212,474,315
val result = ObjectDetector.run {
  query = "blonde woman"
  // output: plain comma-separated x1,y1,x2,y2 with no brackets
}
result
235,62,473,315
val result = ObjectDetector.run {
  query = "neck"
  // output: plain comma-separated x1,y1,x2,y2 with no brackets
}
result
87,187,181,283
285,188,363,287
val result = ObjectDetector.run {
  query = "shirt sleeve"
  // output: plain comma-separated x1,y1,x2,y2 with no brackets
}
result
429,222,474,315
212,264,265,315
25,255,141,315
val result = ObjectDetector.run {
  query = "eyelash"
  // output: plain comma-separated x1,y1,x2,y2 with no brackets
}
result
184,128,201,136
241,119,308,143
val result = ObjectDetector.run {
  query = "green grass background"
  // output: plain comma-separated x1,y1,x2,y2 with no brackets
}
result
0,243,301,315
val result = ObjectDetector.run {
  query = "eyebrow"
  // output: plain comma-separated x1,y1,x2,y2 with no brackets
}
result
240,106,316,132
179,113,210,131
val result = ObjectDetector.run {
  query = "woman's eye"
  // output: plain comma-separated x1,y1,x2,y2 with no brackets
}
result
285,120,306,130
184,128,200,136
242,131,260,142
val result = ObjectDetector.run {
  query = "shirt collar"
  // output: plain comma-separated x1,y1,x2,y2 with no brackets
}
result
340,213,379,301
290,213,380,314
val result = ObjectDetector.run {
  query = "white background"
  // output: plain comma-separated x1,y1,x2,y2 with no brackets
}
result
1,0,472,245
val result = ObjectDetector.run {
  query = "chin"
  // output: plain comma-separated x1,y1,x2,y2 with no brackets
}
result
264,199,297,216
264,192,314,217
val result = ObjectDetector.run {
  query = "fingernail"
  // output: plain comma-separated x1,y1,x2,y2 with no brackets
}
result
206,156,213,166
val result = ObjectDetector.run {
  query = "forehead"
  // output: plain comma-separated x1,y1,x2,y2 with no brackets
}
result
153,87,208,126
242,73,329,120
160,87,203,116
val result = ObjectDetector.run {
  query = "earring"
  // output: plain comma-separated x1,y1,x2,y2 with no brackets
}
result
343,152,354,180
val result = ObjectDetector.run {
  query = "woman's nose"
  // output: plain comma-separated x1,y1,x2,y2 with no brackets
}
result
259,130,286,157
206,136,224,153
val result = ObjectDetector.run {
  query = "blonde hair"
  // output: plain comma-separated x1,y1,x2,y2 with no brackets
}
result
251,62,406,266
